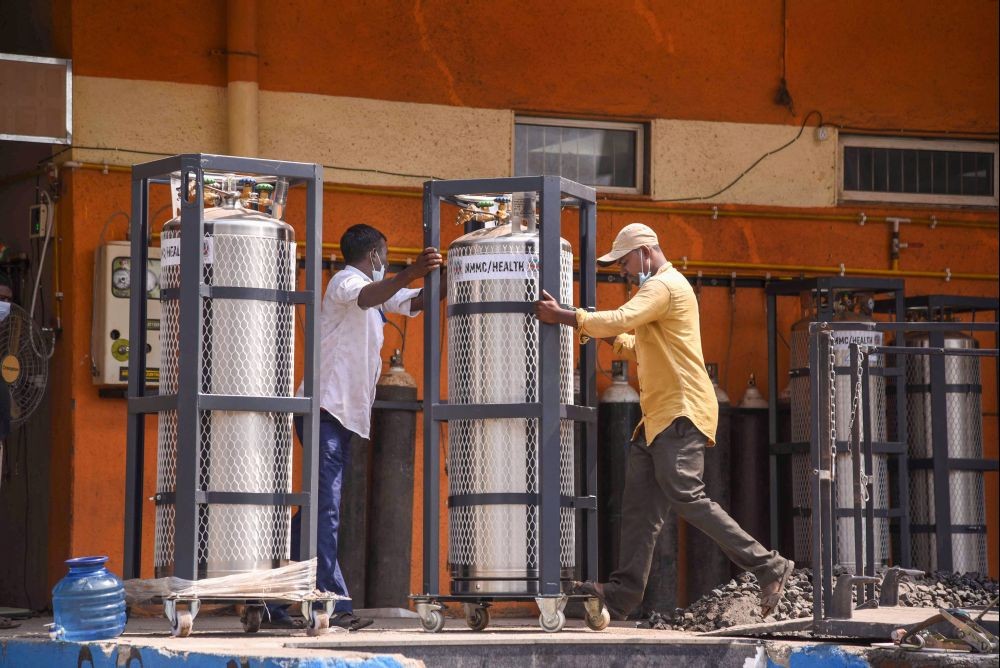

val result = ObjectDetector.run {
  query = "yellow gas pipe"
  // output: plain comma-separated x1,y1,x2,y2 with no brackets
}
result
62,161,999,282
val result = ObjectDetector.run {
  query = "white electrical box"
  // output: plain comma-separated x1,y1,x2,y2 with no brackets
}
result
92,241,162,387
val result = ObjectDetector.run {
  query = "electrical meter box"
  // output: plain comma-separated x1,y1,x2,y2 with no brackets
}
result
92,241,162,387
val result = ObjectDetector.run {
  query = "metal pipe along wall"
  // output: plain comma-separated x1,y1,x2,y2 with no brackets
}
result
227,0,259,156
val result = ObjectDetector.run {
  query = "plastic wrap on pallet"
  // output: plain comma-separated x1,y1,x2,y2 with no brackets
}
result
123,558,345,604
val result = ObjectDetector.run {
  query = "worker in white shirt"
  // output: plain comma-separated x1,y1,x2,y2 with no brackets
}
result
264,224,442,631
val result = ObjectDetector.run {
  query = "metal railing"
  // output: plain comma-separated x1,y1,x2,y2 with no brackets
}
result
808,320,999,623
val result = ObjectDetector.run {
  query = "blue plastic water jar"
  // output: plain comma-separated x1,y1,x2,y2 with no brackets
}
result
51,556,127,641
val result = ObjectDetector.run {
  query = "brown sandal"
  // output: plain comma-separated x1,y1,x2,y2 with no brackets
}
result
760,559,795,618
570,580,606,600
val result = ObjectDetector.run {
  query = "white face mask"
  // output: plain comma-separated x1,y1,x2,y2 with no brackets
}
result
370,251,386,282
637,247,652,287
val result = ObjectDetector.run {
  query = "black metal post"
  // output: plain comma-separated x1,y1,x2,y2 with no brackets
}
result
298,164,323,563
819,329,835,620
767,292,780,550
896,336,912,569
579,198,598,583
861,352,876,602
422,182,441,596
928,329,953,572
537,176,563,597
809,326,821,621
123,175,150,580
850,343,865,605
173,157,206,580
810,327,829,620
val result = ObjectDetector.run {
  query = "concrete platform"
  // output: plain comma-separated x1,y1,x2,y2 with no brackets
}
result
707,606,1000,641
2,614,997,667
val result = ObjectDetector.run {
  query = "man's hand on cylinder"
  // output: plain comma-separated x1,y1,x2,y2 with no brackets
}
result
534,289,563,324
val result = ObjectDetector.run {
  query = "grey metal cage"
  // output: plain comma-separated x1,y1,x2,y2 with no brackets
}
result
124,154,323,583
418,176,598,605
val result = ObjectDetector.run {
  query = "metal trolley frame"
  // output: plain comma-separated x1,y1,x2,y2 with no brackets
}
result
765,277,908,565
805,319,999,628
881,295,1000,573
415,176,604,633
123,154,328,636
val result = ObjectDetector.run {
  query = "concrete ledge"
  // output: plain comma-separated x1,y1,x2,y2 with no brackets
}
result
0,635,419,668
4,616,997,668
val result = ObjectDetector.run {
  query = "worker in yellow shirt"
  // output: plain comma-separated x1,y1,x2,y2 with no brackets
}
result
535,222,794,620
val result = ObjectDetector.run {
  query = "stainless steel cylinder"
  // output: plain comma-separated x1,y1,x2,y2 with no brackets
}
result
906,330,987,574
446,224,575,594
790,313,890,570
155,206,296,578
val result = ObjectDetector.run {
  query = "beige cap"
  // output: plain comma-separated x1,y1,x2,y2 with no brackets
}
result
597,223,659,265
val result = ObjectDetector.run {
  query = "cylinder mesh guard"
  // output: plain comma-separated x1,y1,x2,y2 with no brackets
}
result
155,231,296,576
907,335,987,574
446,235,575,577
790,327,890,570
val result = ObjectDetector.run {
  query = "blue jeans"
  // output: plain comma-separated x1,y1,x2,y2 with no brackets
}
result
271,411,354,615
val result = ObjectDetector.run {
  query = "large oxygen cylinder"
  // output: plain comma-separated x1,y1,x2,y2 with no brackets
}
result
685,363,731,602
156,187,295,578
446,222,575,595
730,375,771,560
339,433,369,609
789,294,890,570
597,361,642,584
366,350,418,607
906,328,987,574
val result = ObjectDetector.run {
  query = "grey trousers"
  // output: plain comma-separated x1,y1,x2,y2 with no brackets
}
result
602,417,786,617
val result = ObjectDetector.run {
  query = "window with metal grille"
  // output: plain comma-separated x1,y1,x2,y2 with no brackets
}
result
840,136,998,207
514,117,646,194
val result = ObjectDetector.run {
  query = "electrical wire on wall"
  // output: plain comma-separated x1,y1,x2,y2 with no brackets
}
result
774,0,794,115
28,190,56,361
55,144,445,182
660,110,824,202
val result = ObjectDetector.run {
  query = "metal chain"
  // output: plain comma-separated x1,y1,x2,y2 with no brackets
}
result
827,335,838,480
845,344,873,502
845,345,867,450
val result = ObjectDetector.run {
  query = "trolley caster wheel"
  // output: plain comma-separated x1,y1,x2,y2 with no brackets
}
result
420,609,446,633
539,610,566,633
306,611,330,637
241,605,264,633
465,605,490,632
585,606,611,631
171,610,194,637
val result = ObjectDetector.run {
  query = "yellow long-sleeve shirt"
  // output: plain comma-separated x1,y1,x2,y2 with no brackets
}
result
576,262,718,445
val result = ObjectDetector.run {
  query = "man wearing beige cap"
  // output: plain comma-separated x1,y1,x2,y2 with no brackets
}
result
535,222,793,620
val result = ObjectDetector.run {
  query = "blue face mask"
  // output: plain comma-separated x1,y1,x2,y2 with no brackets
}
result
370,251,386,282
637,248,652,287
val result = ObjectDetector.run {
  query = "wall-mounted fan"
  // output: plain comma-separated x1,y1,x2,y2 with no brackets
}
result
1,302,50,430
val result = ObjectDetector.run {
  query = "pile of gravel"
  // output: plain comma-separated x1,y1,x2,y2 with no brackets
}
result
644,569,997,633
898,571,999,609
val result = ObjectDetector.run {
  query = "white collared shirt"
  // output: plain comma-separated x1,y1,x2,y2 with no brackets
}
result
303,265,420,439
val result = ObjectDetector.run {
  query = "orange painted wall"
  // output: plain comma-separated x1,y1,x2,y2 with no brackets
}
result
53,167,999,599
46,0,999,603
61,0,997,131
